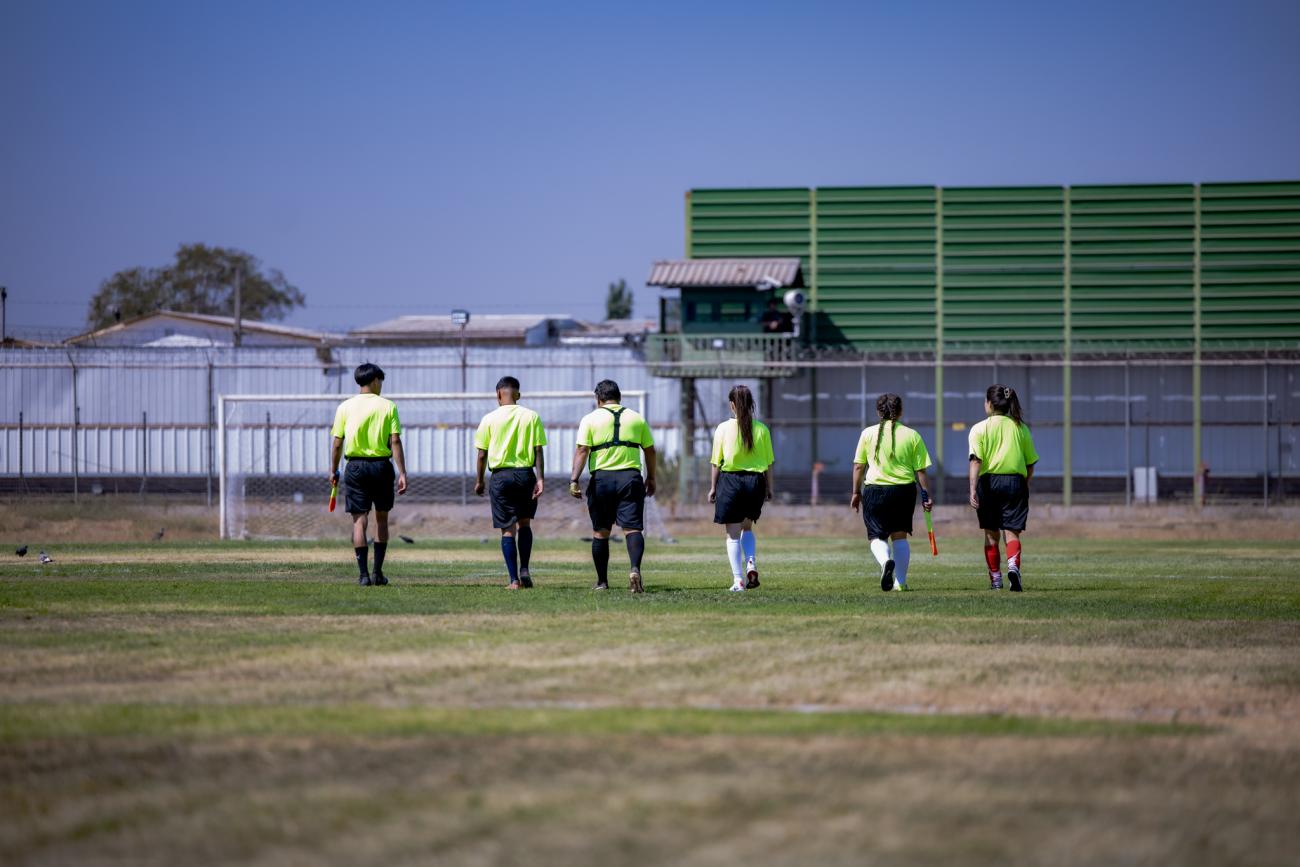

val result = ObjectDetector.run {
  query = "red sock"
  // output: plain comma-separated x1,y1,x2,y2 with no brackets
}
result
984,542,1001,575
1007,539,1021,571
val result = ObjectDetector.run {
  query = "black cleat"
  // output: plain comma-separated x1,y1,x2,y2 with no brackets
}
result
519,568,533,589
592,580,609,591
1007,569,1022,592
358,575,372,586
880,559,896,592
373,573,389,586
399,535,415,544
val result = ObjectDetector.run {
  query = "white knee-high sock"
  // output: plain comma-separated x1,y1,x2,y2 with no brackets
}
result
893,539,911,585
725,536,744,581
869,538,891,567
740,529,756,566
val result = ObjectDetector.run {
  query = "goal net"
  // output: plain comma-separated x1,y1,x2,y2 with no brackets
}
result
218,391,672,541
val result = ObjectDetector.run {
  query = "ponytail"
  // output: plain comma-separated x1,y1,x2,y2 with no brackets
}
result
873,393,903,461
986,384,1024,426
729,384,756,451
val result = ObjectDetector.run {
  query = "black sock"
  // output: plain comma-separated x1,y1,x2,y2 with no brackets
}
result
373,541,387,575
592,537,610,583
501,535,519,583
517,526,533,570
626,532,645,571
354,546,369,577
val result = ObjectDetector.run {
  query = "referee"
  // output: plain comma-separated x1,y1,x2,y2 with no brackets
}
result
708,384,774,592
569,379,656,593
851,393,932,592
329,363,407,586
474,376,548,590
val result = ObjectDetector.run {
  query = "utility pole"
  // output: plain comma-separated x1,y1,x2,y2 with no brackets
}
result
232,267,243,347
452,309,471,504
1,286,7,343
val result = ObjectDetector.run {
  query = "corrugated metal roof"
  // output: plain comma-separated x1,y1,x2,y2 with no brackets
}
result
647,258,804,289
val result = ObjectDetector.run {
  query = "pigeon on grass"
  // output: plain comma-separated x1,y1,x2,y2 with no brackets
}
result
39,550,53,564
15,545,27,557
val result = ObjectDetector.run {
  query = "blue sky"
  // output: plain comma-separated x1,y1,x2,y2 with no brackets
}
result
2,0,1298,335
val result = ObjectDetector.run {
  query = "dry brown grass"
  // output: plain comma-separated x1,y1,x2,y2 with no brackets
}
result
2,536,1298,864
3,732,1297,867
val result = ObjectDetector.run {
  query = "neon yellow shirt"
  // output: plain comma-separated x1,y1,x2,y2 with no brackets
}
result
711,419,775,472
854,422,931,486
577,404,654,472
332,393,401,458
474,404,547,469
968,415,1039,476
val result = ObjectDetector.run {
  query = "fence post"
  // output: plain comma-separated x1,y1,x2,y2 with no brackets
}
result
1063,186,1073,508
1263,361,1269,509
139,411,148,496
73,405,80,502
18,410,24,493
66,351,79,503
218,395,227,539
859,364,867,431
206,359,214,507
1192,185,1203,507
933,186,945,504
265,411,271,476
1124,357,1132,507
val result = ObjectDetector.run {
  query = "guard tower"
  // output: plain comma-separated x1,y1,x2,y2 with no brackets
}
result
644,257,806,498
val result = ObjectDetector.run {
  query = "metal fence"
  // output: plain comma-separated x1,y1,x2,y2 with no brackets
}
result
2,346,1297,507
673,356,1299,507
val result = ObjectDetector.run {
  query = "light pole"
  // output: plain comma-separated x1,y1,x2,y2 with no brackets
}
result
452,309,471,504
1,286,7,344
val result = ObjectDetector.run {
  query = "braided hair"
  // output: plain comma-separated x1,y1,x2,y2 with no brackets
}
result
873,393,903,461
986,384,1024,426
729,384,756,451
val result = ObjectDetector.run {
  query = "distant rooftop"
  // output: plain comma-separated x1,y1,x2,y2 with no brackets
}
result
350,313,581,344
66,310,336,346
559,318,655,347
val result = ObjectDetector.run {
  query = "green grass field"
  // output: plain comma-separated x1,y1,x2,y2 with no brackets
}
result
3,536,1299,866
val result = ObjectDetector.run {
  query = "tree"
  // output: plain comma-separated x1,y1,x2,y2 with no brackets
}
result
605,278,633,320
87,244,305,330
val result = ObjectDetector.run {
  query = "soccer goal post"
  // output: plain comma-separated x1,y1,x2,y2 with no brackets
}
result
217,390,670,541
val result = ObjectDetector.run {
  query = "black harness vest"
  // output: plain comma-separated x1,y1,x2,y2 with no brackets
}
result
589,406,641,452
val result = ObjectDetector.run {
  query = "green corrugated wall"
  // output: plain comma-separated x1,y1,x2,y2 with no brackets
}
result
685,181,1300,352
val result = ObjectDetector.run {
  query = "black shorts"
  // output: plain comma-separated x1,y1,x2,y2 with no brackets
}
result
490,467,538,528
713,471,766,524
344,457,395,514
586,468,645,531
861,483,916,540
976,473,1029,532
